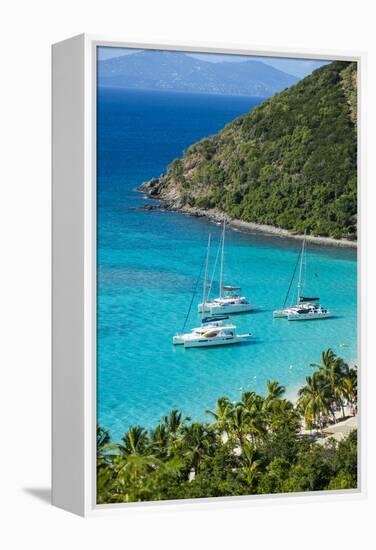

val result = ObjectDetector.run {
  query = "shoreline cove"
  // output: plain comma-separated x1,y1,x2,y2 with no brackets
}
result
97,87,357,438
136,190,357,249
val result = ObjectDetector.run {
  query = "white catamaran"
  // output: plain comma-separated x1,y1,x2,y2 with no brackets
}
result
273,230,333,321
198,219,253,315
173,234,252,348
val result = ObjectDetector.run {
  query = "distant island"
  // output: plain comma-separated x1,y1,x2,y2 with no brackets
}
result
140,61,357,244
98,50,298,98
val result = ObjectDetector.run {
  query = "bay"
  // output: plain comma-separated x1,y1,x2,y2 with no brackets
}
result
97,87,357,441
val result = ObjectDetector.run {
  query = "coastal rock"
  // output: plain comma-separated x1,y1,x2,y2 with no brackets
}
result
138,177,162,197
138,176,186,209
129,204,164,212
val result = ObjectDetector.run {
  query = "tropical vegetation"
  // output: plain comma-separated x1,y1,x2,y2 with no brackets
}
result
97,350,358,503
144,61,357,240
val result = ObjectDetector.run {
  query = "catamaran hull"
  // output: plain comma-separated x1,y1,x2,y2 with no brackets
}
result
287,312,333,321
273,307,332,320
183,334,252,348
273,309,289,318
184,337,240,348
173,335,185,345
198,303,253,314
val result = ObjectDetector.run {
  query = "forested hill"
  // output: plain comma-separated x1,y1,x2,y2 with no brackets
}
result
142,61,357,240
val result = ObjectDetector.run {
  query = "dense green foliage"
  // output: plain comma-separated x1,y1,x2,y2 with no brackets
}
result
97,351,357,503
154,62,357,239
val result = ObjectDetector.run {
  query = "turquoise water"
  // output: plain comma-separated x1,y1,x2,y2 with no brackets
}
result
97,88,357,441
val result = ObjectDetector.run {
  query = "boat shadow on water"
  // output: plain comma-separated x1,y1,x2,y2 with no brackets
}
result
192,307,265,318
232,307,265,315
249,308,268,314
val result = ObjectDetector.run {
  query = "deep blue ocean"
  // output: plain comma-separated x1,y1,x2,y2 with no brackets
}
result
97,87,357,442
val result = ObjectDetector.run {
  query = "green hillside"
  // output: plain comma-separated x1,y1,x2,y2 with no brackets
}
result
144,61,357,240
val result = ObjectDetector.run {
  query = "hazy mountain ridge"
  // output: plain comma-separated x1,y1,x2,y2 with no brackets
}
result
98,50,298,97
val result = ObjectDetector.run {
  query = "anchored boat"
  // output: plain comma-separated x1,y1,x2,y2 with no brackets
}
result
273,230,333,321
173,234,252,348
173,316,251,347
198,219,253,315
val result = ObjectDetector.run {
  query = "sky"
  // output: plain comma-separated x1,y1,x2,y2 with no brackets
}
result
97,47,329,78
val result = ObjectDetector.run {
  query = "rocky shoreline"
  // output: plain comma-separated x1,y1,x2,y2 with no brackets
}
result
137,180,357,249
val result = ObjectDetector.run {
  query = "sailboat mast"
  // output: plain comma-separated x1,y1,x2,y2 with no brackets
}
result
219,218,226,299
202,233,211,319
297,229,307,304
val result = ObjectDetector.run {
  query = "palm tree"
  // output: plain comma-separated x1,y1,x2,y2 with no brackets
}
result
266,398,299,433
161,409,189,455
263,381,289,431
240,391,258,407
109,452,158,503
97,424,110,449
297,374,329,432
118,426,150,457
162,409,187,436
150,423,170,459
266,380,286,401
206,396,233,436
114,426,157,502
97,425,118,468
313,348,336,370
240,442,261,488
340,367,358,416
228,404,248,448
179,422,216,475
311,349,348,422
238,392,267,444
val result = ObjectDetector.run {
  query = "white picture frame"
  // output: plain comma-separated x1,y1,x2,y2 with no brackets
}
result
52,33,366,517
